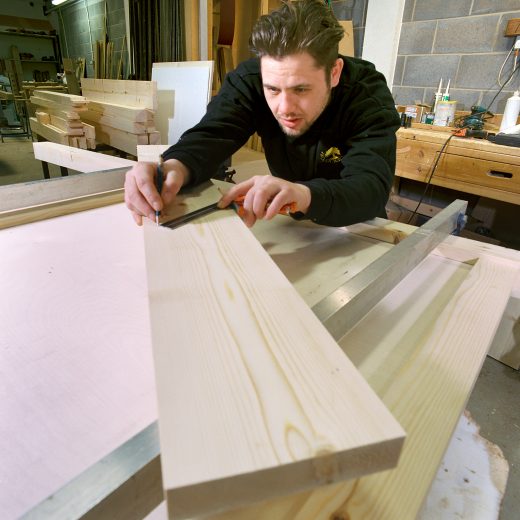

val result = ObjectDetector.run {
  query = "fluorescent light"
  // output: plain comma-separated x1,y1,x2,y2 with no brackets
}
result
52,0,68,5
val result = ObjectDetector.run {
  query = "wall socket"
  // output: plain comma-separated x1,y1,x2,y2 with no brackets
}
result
505,18,520,37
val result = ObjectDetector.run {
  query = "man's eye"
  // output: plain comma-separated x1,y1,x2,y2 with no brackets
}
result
295,87,308,94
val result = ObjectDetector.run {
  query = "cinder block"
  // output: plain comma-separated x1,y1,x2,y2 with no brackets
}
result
413,0,472,21
108,0,125,12
495,13,520,51
434,16,499,53
472,0,520,15
402,0,414,23
88,1,105,17
441,89,483,111
481,90,515,114
392,86,426,106
402,55,460,87
394,56,405,86
331,0,355,21
398,20,436,55
456,54,507,89
109,22,126,40
80,43,92,58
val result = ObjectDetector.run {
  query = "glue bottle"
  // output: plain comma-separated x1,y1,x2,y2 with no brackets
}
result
499,90,520,133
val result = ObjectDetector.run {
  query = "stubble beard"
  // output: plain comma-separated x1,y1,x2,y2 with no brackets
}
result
276,90,331,137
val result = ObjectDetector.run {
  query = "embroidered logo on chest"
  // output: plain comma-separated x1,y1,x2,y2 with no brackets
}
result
320,147,342,164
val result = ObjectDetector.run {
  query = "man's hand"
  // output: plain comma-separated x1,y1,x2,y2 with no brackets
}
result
218,175,311,228
124,159,190,225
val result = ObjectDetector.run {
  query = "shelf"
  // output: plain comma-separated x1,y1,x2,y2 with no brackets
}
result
20,60,58,64
0,30,55,40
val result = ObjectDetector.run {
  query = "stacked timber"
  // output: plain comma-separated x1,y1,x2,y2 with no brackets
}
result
80,78,160,156
29,91,96,149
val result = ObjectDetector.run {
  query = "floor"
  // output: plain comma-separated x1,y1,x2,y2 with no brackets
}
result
1,137,519,519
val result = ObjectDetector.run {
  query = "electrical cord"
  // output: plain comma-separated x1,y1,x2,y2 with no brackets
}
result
406,61,520,224
406,134,454,224
498,37,520,88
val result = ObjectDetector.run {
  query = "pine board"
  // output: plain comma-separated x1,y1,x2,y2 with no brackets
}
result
143,211,405,519
85,99,154,122
207,253,519,519
81,78,157,110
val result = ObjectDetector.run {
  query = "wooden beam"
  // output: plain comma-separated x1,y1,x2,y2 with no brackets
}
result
32,142,135,173
144,209,405,519
85,100,153,123
81,78,157,110
29,117,69,145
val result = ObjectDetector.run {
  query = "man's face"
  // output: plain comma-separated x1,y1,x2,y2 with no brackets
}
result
261,52,343,137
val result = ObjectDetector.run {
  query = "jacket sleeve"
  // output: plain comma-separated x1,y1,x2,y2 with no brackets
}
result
299,66,400,227
161,65,260,185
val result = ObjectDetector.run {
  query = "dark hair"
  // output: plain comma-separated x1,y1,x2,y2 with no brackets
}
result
249,0,344,77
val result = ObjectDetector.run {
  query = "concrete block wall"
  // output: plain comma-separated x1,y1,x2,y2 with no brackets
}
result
393,0,520,114
57,0,127,79
331,0,368,57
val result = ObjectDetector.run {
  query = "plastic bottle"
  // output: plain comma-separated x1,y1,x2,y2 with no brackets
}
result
499,90,520,133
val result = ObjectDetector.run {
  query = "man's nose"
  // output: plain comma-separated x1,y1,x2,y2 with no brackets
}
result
278,91,296,114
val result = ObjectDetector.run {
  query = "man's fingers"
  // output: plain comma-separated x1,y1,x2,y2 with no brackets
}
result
125,173,157,221
131,211,143,226
264,191,288,220
135,173,162,212
218,179,254,208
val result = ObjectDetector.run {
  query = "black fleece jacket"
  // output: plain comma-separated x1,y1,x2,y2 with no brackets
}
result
162,55,400,227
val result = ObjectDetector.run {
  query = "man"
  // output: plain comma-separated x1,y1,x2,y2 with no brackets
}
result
125,0,400,228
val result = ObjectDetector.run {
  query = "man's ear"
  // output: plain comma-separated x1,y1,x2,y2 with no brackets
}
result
330,58,343,88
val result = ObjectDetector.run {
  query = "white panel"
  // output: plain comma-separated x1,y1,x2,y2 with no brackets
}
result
151,61,214,145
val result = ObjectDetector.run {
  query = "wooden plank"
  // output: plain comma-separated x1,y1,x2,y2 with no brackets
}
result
1,152,130,211
63,58,81,95
48,114,85,135
35,111,51,125
0,190,124,230
209,253,519,519
30,95,87,113
144,210,405,519
81,78,157,110
85,120,144,155
81,109,150,134
31,89,88,106
29,117,69,145
85,99,153,123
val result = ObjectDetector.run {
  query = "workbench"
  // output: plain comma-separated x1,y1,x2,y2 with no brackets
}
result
396,127,520,206
1,152,519,519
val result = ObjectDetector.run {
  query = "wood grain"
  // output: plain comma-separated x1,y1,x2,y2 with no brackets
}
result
143,211,405,519
206,253,520,519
